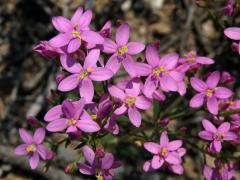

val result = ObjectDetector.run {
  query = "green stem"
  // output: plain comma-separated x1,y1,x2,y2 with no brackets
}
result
219,108,240,116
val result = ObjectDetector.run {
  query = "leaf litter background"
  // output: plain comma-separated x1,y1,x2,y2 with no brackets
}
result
0,0,240,179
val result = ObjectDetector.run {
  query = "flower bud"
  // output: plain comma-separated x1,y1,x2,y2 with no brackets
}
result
64,163,77,174
26,116,38,125
95,148,105,158
159,118,170,127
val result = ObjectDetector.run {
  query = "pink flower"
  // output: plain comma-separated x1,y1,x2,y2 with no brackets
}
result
108,80,152,127
78,145,122,180
33,41,63,59
58,49,113,102
198,119,237,152
179,50,214,70
228,100,240,121
44,98,100,133
49,7,104,53
103,23,145,76
222,0,234,17
190,71,233,114
224,27,240,55
14,128,48,169
136,44,184,97
203,160,236,180
143,131,185,174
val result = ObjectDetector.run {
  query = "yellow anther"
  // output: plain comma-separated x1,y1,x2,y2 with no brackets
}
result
187,57,195,63
206,89,213,97
96,175,103,180
91,114,98,120
214,87,218,91
87,68,93,72
153,68,160,76
26,144,37,152
71,31,81,39
117,45,128,55
77,70,89,80
68,118,77,126
73,22,78,28
125,96,136,106
189,50,197,56
161,147,168,156
159,66,165,72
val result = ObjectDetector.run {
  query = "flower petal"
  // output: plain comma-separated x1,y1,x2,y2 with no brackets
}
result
84,49,100,69
160,131,169,146
116,23,129,46
203,165,213,180
105,55,121,74
90,67,113,81
143,160,153,172
29,152,39,169
122,55,138,77
143,76,157,98
108,85,126,100
213,140,222,152
62,100,75,118
189,93,205,108
206,71,220,89
202,119,217,133
79,78,94,102
58,74,79,91
135,96,152,110
19,129,33,144
144,142,160,154
82,30,104,44
33,128,45,144
60,55,83,73
49,33,72,48
78,10,92,28
101,153,114,169
103,38,117,53
135,62,152,76
196,57,214,64
128,106,141,127
198,131,213,140
160,75,178,92
214,87,233,99
44,105,63,122
223,132,237,140
224,27,240,40
52,16,73,33
114,104,127,115
71,7,83,23
14,144,28,155
127,42,145,55
82,145,95,165
46,119,68,132
151,155,164,169
146,44,160,67
165,152,181,164
207,96,219,115
159,52,179,70
190,77,207,92
168,140,182,151
37,145,48,160
67,38,81,53
170,164,184,175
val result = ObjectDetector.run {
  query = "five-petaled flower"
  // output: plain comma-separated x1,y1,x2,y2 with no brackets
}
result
14,128,48,169
190,71,233,115
198,119,237,153
49,7,104,53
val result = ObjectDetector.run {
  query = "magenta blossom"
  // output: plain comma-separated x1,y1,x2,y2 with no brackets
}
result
190,71,233,114
78,145,122,180
179,50,214,70
44,98,100,133
198,119,237,153
108,80,152,127
224,27,240,55
143,131,185,174
58,49,113,102
136,44,183,97
14,128,48,169
222,0,234,17
203,160,236,180
33,41,63,59
103,23,145,76
49,7,104,53
228,100,240,121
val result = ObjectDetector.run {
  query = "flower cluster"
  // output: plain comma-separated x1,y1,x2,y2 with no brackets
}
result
14,6,240,179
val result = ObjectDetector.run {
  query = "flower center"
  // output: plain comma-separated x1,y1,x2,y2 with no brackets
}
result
214,133,225,141
153,68,160,76
26,144,37,152
91,114,98,120
125,96,136,106
68,118,77,126
71,31,81,39
185,50,196,63
205,87,218,97
117,45,128,55
96,175,103,180
77,68,93,80
161,147,168,156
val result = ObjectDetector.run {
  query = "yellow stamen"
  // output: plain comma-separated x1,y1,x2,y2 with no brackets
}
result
77,70,89,80
91,114,98,120
26,144,37,152
159,66,165,72
187,57,195,63
206,89,213,97
68,118,77,126
96,175,103,180
71,31,81,39
87,68,93,73
153,68,160,76
117,45,128,55
125,96,136,106
73,22,78,28
189,50,196,56
161,147,168,156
